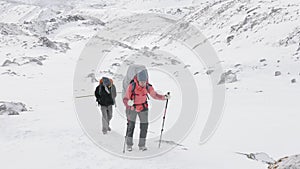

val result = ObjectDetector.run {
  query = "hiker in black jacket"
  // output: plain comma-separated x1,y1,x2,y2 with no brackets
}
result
95,77,117,134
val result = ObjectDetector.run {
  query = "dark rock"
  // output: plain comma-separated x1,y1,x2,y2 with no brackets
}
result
218,70,238,84
0,23,25,35
28,58,43,65
112,63,120,67
227,35,234,44
1,30,8,35
152,46,159,51
2,59,20,67
63,15,85,22
2,60,13,67
39,37,58,50
1,70,18,76
260,58,266,62
275,71,281,76
7,109,19,115
2,56,47,67
184,65,191,68
234,64,242,67
38,37,70,53
206,69,214,75
86,73,98,83
170,58,181,65
0,102,27,115
50,18,56,22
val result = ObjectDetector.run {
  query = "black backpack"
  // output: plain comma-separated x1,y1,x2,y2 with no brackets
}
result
95,82,114,106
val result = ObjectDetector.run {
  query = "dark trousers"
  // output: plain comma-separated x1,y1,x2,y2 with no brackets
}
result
126,109,148,147
101,105,112,132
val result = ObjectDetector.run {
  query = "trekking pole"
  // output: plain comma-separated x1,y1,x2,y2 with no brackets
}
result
158,92,170,148
123,110,130,153
75,95,94,99
122,122,128,154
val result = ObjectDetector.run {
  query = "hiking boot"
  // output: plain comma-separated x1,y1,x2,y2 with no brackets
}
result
139,146,147,151
102,131,107,135
108,127,111,132
127,146,133,152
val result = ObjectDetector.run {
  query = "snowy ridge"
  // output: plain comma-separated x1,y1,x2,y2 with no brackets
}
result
238,152,300,169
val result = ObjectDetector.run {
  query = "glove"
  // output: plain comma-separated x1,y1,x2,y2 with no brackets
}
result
127,100,134,106
164,93,171,100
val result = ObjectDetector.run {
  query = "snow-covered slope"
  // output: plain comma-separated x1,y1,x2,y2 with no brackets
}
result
269,154,300,169
0,0,300,168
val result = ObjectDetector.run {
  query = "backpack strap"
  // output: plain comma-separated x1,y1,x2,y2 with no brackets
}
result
146,83,151,100
130,80,136,100
146,83,151,91
98,83,103,95
128,80,136,109
130,81,151,100
129,81,151,110
95,84,103,106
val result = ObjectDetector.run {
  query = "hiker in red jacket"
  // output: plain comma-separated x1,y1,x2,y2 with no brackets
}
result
123,70,170,151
